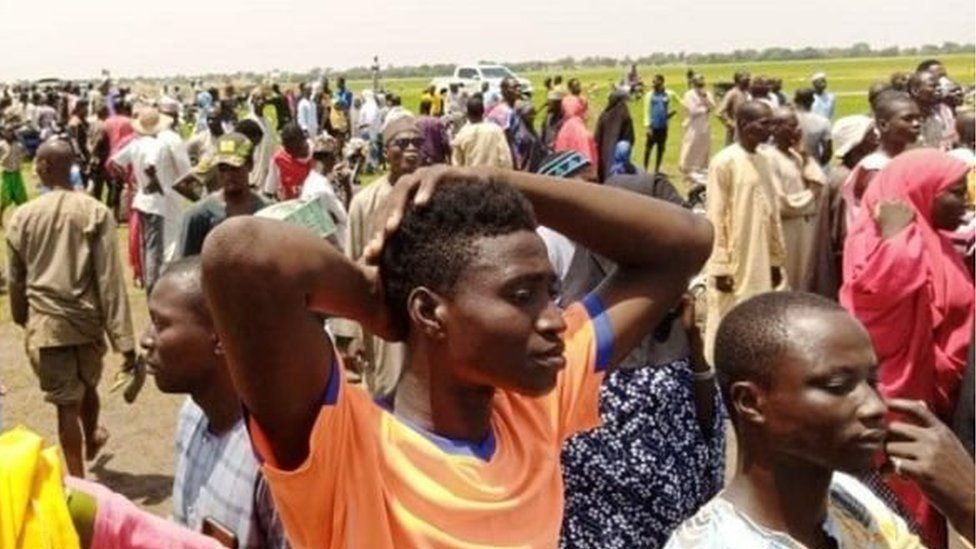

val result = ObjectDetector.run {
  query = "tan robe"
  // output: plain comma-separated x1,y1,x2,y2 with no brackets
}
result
335,175,406,397
704,144,787,360
679,89,714,176
762,145,826,293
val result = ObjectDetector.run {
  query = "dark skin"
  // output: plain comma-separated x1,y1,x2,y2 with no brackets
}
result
386,129,421,184
201,165,712,469
500,77,520,107
812,77,827,95
854,100,921,199
909,71,940,112
19,141,135,476
715,102,782,293
886,399,975,545
724,311,886,549
141,274,240,434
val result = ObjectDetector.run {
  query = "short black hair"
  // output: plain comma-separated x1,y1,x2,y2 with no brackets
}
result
715,292,845,420
235,119,264,147
793,88,815,109
157,256,208,320
419,98,432,115
380,179,537,332
916,59,942,73
467,93,485,118
280,122,305,144
873,90,916,121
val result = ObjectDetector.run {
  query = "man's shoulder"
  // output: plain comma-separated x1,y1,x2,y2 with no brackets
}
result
664,496,758,548
712,144,743,165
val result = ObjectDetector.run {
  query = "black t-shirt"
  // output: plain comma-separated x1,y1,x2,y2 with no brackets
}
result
178,191,269,257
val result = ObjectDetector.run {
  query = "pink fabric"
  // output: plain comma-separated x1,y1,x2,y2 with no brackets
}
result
127,206,142,286
842,149,972,416
561,95,588,121
103,116,135,158
840,149,972,548
65,477,218,549
554,98,597,164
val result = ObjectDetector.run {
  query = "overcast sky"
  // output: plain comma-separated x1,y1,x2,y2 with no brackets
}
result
4,0,973,80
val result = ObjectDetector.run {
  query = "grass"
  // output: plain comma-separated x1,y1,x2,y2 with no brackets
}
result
348,53,975,189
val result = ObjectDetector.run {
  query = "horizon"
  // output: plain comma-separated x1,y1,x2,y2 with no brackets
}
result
2,0,973,81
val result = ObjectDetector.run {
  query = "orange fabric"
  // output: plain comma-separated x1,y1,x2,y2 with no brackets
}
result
251,302,607,549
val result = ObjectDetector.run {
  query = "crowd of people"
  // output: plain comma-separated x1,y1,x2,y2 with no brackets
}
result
1,55,974,549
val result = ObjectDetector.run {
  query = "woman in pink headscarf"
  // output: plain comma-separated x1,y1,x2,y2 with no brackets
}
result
840,148,972,548
554,96,597,172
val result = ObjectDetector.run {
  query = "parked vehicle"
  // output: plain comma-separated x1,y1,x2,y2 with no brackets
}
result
431,64,533,97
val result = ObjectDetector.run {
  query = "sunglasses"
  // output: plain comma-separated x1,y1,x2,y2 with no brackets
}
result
391,136,424,149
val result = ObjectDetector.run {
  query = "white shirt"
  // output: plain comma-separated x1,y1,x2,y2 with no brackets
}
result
111,134,186,259
297,97,318,136
300,171,349,250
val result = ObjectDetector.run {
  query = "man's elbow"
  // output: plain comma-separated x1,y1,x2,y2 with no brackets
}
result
201,217,278,283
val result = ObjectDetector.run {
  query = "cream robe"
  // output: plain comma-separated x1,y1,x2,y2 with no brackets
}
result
704,144,787,360
762,145,826,293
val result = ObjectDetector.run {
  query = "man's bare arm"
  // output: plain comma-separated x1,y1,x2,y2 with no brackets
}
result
201,217,387,469
383,167,713,369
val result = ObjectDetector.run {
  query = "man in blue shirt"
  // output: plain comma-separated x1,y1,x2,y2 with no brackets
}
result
811,72,836,120
643,74,677,173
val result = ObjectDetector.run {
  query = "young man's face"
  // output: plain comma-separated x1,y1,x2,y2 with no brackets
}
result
653,76,664,91
438,231,567,396
879,100,921,146
141,277,217,394
812,78,827,93
568,79,581,95
911,73,940,106
757,311,886,474
217,161,251,196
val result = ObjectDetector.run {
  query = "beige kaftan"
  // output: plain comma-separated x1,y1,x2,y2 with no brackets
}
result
704,144,787,360
762,145,826,293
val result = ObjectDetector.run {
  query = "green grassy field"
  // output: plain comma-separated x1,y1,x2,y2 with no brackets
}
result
347,54,975,187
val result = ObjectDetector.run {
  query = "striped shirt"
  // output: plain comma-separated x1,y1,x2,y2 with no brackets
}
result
173,398,286,548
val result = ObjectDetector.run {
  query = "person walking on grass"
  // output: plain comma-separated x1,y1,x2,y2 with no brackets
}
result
643,74,677,173
6,139,136,478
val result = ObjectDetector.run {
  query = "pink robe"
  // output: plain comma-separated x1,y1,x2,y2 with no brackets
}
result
840,149,973,549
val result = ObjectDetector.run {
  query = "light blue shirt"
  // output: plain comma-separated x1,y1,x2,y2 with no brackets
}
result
812,92,836,120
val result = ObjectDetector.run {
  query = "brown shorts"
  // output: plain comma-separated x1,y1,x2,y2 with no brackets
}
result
28,341,105,405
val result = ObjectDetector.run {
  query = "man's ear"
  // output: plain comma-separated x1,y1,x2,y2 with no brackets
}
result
407,286,446,340
213,333,224,356
730,380,767,427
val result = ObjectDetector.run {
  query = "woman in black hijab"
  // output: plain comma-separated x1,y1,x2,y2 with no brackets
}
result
594,89,635,182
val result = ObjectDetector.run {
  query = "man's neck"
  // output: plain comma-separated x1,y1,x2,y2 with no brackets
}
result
392,345,495,443
724,450,835,548
190,372,241,435
881,139,907,158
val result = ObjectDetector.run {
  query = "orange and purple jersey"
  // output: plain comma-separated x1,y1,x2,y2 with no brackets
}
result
247,294,614,548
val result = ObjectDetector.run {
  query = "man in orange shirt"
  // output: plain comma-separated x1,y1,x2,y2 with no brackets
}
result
200,165,712,547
